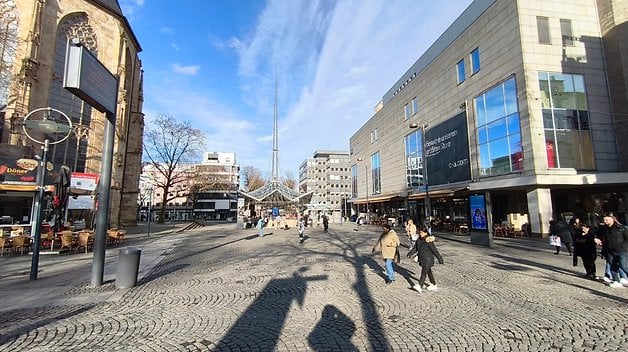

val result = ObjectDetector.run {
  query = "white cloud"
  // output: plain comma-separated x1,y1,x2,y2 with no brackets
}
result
171,63,200,75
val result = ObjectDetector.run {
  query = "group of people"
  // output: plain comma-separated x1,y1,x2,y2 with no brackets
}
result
551,213,628,288
371,219,444,293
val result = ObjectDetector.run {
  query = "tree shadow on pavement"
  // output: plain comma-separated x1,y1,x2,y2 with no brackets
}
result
0,304,95,346
212,267,327,351
307,304,358,351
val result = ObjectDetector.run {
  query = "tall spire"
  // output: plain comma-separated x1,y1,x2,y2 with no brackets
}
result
272,70,279,181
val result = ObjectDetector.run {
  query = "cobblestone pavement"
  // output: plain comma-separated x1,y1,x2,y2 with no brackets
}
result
0,223,626,351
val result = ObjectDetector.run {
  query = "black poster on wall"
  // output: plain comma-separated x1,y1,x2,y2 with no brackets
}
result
425,111,471,186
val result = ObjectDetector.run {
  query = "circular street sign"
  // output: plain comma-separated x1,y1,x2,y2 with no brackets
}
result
22,107,73,145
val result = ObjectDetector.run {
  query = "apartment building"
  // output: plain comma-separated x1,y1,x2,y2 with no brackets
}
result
299,150,352,223
349,0,628,237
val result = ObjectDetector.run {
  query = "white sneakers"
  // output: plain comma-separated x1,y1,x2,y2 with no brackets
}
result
619,278,628,285
603,276,612,283
609,281,624,289
413,284,439,292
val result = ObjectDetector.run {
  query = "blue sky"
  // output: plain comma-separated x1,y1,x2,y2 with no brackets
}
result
119,0,473,180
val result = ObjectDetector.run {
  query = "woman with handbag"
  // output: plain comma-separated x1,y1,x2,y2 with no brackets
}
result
372,223,400,284
407,225,444,292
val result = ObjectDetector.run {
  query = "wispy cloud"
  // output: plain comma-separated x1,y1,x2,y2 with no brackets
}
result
171,63,200,75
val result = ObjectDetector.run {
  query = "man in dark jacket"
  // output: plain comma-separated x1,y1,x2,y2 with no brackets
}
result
551,218,573,255
595,214,628,288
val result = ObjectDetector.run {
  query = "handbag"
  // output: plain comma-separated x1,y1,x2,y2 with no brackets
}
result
549,235,561,246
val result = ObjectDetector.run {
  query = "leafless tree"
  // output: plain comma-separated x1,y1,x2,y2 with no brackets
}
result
143,115,205,223
282,170,297,190
242,166,266,191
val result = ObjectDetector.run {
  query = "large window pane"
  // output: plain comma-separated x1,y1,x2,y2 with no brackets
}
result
479,143,491,176
579,130,595,169
573,75,588,110
553,109,577,129
545,133,558,168
471,48,480,74
542,109,554,128
539,73,551,108
474,95,486,126
485,86,506,123
509,133,523,171
504,78,518,114
556,130,580,168
550,73,576,109
487,118,507,141
506,113,520,136
489,137,510,175
477,126,488,144
577,110,589,130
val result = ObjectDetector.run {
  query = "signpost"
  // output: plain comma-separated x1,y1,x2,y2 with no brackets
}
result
22,108,72,280
64,39,119,287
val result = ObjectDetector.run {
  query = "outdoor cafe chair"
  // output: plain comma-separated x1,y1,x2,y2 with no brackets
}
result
11,235,32,255
59,232,77,253
0,236,12,256
76,232,94,254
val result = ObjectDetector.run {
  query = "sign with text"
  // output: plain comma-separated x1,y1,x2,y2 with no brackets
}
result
425,111,471,186
68,172,98,210
0,156,56,184
470,194,488,231
64,43,118,115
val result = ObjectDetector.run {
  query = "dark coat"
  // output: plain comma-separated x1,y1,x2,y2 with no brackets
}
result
556,220,573,243
599,223,628,254
573,231,596,257
408,236,444,268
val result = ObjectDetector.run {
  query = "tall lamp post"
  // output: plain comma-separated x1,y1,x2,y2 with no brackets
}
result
22,108,72,280
409,123,430,233
356,157,369,224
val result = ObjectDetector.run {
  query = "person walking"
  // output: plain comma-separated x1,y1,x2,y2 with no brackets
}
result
256,217,265,238
595,213,628,288
322,214,329,233
298,216,305,243
407,225,444,292
572,222,597,280
551,218,573,255
371,223,400,284
405,219,418,250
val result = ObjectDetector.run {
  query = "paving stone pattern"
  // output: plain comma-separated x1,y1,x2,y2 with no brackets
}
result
0,223,626,351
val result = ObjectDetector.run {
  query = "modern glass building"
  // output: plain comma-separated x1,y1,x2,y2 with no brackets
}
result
349,0,628,237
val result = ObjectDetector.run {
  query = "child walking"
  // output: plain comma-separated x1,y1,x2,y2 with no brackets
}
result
407,225,444,292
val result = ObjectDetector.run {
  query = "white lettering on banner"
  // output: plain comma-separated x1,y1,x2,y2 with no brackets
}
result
449,159,469,168
425,129,458,157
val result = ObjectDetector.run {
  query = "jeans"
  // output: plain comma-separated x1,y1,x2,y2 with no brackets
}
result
385,258,395,281
605,252,628,282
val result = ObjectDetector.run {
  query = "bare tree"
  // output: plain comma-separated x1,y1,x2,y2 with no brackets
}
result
143,115,205,223
242,166,266,191
282,170,297,190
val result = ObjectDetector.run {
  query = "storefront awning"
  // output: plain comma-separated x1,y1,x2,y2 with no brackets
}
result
407,187,468,200
0,184,55,192
349,193,403,205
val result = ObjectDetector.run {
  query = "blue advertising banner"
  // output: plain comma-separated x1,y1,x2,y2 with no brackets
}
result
425,111,471,186
470,194,488,230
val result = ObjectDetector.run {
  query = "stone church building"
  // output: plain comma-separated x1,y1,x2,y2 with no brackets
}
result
1,0,143,227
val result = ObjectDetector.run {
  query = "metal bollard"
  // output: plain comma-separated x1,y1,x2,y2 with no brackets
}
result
115,247,142,289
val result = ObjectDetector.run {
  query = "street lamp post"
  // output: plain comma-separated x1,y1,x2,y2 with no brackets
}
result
22,108,72,280
410,123,430,233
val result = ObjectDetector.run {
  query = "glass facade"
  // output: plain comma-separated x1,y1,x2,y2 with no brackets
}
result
539,72,594,169
405,129,425,189
371,152,381,194
474,76,523,176
351,164,358,198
